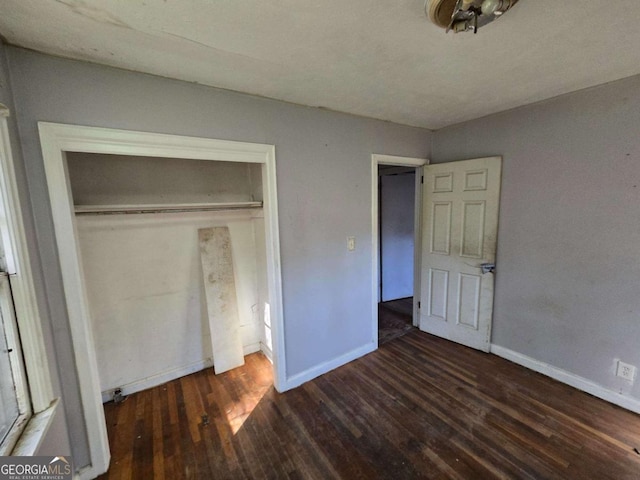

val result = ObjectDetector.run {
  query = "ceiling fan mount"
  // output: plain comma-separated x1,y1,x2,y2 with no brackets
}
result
426,0,519,34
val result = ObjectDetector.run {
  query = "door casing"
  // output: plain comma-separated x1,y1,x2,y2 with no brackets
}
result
371,154,429,339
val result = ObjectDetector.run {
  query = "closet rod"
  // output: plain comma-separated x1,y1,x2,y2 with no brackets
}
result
74,202,263,216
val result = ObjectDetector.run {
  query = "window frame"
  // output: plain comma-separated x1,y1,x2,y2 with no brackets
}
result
0,271,31,454
0,104,56,455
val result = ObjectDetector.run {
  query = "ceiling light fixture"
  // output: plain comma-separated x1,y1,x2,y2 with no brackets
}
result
426,0,519,34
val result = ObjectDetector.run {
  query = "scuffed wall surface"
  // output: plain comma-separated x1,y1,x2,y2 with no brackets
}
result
433,74,640,401
77,212,262,396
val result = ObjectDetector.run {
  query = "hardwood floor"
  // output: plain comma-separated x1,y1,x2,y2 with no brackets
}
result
380,297,414,317
98,331,640,479
379,298,414,345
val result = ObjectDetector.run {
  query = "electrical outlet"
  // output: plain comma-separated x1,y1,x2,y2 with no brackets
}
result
616,361,636,383
347,236,356,251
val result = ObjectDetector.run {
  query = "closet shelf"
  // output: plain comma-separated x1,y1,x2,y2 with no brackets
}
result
74,201,263,215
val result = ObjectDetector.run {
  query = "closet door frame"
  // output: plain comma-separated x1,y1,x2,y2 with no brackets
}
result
39,122,286,480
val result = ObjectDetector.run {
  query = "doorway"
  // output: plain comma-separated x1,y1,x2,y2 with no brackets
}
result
373,155,502,352
39,123,285,480
378,165,416,344
371,154,428,346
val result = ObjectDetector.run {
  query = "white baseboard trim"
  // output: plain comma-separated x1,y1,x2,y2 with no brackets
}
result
101,358,214,402
260,342,273,362
243,342,261,356
100,344,266,402
491,344,640,415
283,342,377,391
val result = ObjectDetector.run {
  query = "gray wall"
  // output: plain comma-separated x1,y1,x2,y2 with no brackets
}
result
433,74,640,400
0,40,72,458
6,47,431,469
380,172,415,301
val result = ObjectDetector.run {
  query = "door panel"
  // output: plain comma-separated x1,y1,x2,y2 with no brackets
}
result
430,202,451,255
460,201,485,258
420,157,501,352
428,268,448,320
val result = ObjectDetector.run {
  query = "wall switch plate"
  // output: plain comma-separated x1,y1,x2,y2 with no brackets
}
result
347,236,356,251
616,360,636,382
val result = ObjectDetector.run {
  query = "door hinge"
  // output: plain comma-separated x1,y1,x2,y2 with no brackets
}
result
418,301,421,309
421,175,424,184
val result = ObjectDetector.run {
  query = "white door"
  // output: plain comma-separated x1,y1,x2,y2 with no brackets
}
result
419,157,502,352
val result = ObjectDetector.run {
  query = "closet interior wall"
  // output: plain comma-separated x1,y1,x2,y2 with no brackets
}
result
66,153,269,401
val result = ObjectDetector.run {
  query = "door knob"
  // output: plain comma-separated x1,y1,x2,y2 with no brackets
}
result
481,263,495,274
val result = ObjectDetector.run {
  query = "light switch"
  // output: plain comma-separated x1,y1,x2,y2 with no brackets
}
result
347,236,356,251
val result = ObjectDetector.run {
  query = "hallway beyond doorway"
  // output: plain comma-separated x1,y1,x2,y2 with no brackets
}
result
378,297,414,345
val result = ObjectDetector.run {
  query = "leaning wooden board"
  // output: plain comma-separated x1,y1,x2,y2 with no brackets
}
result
198,226,244,374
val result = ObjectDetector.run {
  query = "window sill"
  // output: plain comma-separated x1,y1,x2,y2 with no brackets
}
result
10,398,60,456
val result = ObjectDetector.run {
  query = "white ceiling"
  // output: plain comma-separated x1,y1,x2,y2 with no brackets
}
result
2,1,640,129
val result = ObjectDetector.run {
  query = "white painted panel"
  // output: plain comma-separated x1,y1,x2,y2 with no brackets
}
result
199,226,245,374
430,202,451,255
460,201,485,258
464,169,488,191
428,269,448,321
76,211,262,396
457,273,481,329
433,172,453,192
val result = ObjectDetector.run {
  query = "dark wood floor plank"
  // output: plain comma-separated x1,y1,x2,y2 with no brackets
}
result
274,394,339,479
350,355,544,479
205,368,242,476
230,369,288,480
284,386,381,479
312,374,435,479
98,329,640,480
151,387,165,480
381,341,558,448
239,359,297,479
131,390,154,480
331,363,480,479
174,380,200,479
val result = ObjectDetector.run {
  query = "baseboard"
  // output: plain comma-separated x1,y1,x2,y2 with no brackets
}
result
243,342,261,356
101,358,215,402
491,344,640,415
260,342,273,362
283,342,377,391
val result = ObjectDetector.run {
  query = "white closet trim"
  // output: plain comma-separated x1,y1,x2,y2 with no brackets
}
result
39,122,285,480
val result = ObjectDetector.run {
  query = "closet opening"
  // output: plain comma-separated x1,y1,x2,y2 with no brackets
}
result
40,123,285,479
67,153,273,403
